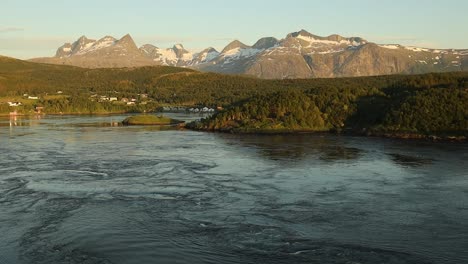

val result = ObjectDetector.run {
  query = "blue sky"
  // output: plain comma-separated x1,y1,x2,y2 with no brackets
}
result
1,0,467,59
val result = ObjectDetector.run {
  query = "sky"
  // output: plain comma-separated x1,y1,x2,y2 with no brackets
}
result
1,0,467,59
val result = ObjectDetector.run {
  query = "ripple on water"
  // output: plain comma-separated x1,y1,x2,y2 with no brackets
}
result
1,116,468,264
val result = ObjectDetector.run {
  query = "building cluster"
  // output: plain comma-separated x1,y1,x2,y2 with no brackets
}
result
90,93,149,106
161,106,216,113
188,107,216,113
7,102,22,107
22,94,40,100
4,94,40,107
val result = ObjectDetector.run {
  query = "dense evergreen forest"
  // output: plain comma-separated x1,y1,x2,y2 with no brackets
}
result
1,56,467,139
188,73,468,139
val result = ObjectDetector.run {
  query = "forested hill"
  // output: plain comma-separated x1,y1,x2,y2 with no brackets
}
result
0,56,279,106
1,56,467,139
2,55,466,106
188,73,468,139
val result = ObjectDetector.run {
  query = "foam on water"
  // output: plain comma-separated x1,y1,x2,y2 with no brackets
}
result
0,114,467,264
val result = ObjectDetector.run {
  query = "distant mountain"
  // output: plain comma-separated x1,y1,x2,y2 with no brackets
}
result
30,30,468,78
31,34,155,68
139,43,193,67
190,47,219,65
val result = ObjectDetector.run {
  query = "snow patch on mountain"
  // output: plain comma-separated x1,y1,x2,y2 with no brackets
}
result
180,52,194,62
380,45,401,50
297,35,348,46
201,50,219,62
293,35,365,48
155,49,178,65
222,47,262,58
77,37,116,55
405,46,430,52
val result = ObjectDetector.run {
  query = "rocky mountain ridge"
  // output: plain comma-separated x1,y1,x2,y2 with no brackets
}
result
30,30,468,78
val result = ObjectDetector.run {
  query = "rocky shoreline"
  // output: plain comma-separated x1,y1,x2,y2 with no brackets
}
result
185,122,467,142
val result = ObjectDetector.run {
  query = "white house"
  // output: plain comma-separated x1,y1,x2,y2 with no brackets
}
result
28,96,39,100
7,102,22,107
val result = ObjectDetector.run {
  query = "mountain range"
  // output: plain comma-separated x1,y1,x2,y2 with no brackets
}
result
30,30,468,79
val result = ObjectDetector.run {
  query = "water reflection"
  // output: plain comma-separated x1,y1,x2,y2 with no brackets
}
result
217,134,365,163
387,153,435,167
319,146,363,162
0,115,43,127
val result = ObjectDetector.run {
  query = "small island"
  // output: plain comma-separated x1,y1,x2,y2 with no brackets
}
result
122,115,184,126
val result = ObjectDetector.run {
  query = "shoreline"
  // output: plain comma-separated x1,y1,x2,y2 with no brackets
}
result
0,111,146,118
0,110,211,117
360,131,467,143
186,127,467,143
2,113,465,142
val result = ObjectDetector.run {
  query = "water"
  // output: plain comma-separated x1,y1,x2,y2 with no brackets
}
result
0,114,467,264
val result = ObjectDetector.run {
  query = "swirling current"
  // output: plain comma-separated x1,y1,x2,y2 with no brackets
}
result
0,114,467,264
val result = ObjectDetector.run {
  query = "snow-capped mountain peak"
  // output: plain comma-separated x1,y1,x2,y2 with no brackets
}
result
221,40,250,54
36,30,467,78
75,36,117,55
191,47,220,65
173,44,184,50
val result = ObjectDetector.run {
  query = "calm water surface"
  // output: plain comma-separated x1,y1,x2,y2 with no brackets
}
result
0,114,467,264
